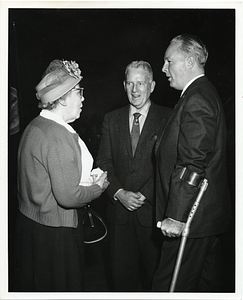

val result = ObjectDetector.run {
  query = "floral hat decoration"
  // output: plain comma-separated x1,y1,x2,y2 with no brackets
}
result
35,59,83,105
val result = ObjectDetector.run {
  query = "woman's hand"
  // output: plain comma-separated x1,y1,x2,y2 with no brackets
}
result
94,171,109,192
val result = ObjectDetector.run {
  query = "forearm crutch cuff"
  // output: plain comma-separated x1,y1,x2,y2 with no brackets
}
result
179,167,204,187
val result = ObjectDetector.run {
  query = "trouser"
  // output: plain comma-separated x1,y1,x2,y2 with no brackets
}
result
152,235,223,292
109,213,162,291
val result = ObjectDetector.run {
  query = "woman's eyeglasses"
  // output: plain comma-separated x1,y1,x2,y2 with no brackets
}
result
73,87,84,97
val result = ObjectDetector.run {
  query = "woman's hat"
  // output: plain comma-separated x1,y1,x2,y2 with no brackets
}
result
35,59,83,105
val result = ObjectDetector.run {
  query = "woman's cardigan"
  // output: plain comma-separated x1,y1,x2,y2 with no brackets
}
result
17,115,102,228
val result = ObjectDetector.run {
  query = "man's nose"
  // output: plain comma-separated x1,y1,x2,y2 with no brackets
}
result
162,63,167,73
132,84,138,92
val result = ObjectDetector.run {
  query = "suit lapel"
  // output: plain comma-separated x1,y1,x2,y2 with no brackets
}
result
155,76,209,154
118,104,158,157
118,106,133,157
135,103,158,152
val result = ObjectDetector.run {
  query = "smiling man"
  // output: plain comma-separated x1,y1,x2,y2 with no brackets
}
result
153,34,232,292
96,61,172,291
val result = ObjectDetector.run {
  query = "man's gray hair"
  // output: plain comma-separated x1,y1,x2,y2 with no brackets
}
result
172,34,208,67
125,61,153,81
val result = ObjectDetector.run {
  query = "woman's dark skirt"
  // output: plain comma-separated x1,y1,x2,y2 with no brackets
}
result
14,211,84,292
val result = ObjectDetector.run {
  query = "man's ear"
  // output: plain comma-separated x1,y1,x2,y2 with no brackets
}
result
151,81,156,93
187,56,195,69
123,81,127,91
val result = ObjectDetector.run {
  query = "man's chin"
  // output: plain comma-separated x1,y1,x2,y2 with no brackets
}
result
170,82,179,90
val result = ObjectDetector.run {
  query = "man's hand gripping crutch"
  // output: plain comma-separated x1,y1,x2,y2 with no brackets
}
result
157,167,208,292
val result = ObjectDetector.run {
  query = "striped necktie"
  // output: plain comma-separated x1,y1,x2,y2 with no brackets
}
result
131,112,141,156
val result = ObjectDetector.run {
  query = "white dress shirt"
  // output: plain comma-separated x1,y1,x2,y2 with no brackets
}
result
129,100,151,133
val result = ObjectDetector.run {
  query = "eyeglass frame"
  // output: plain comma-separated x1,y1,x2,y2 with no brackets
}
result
72,87,84,97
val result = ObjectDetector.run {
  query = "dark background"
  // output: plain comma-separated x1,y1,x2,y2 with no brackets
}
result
8,8,235,292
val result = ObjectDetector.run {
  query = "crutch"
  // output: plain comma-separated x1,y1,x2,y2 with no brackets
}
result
169,177,208,292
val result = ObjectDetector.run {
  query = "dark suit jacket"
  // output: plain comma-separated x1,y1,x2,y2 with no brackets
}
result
155,76,232,238
96,102,172,227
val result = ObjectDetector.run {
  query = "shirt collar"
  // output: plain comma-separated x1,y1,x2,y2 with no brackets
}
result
181,74,205,97
40,110,76,134
129,100,151,118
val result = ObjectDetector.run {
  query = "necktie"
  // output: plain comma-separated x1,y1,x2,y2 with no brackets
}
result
131,112,141,156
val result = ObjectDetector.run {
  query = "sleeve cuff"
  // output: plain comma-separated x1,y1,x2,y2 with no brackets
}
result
113,188,123,200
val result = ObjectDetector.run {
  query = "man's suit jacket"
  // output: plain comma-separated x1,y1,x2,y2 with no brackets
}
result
96,102,172,227
155,76,232,238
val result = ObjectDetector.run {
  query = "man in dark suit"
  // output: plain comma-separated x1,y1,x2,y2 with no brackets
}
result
152,34,232,292
96,61,172,291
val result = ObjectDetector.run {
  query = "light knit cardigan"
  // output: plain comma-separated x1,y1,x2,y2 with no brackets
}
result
17,115,102,228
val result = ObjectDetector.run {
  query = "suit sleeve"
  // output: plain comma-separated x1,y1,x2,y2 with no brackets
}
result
96,114,123,201
166,92,218,222
137,174,154,204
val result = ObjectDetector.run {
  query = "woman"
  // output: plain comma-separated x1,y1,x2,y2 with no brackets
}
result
14,59,109,291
